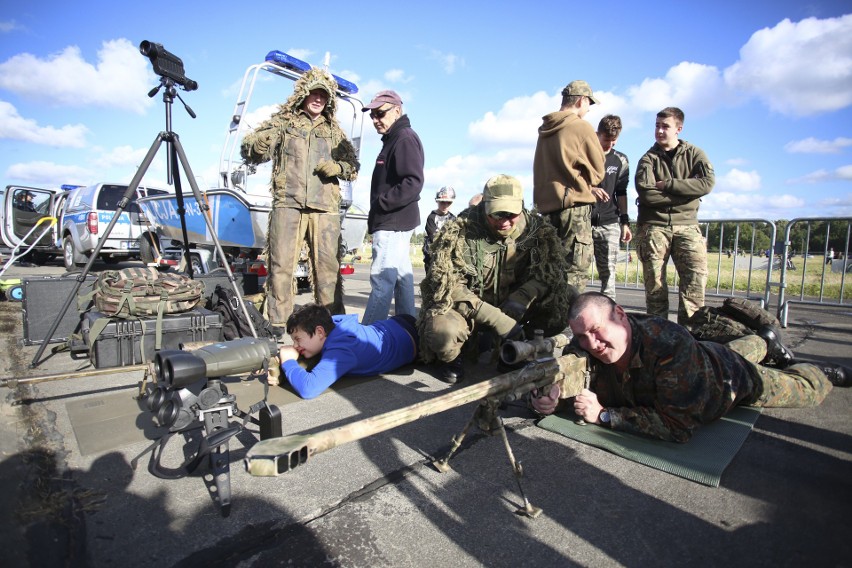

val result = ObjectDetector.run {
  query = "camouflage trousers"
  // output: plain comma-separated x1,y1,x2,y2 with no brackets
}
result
547,204,592,293
592,222,620,300
266,207,343,325
726,335,832,407
636,223,707,325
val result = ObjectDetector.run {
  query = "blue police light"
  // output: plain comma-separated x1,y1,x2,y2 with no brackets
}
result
332,74,358,95
264,50,359,95
265,51,311,73
61,184,83,190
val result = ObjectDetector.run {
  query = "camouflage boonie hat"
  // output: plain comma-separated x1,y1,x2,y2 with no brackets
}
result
561,80,599,105
483,174,523,215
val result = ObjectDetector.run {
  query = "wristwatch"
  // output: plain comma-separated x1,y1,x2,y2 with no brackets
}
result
599,410,611,424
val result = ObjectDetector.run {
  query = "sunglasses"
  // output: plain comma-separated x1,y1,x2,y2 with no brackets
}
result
489,211,520,220
370,106,395,119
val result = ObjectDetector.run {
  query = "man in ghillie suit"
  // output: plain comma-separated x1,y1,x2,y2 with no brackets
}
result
241,68,360,334
418,174,577,384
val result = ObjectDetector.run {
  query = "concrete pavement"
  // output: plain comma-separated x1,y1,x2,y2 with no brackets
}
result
0,259,850,567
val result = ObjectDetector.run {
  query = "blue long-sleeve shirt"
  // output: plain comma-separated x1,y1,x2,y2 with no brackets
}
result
282,314,417,399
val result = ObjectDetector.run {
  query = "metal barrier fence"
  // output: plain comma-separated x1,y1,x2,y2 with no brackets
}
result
590,218,778,308
776,217,852,327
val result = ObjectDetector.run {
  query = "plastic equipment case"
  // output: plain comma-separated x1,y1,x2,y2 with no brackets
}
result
82,308,224,368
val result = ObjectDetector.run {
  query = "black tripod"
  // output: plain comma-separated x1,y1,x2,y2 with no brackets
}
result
31,76,258,367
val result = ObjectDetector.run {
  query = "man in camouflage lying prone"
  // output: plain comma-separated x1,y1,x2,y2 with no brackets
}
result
417,174,576,384
532,292,850,442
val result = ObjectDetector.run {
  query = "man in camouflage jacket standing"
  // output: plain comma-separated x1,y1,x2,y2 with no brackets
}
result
635,107,714,324
532,292,848,442
418,175,576,384
241,68,359,331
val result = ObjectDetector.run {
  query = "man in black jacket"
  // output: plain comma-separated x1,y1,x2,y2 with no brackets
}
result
361,90,425,324
591,115,631,299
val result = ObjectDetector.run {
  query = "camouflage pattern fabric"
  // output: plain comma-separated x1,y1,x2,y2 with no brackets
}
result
418,205,575,364
240,67,357,325
93,267,203,318
266,208,344,324
546,204,593,293
635,223,707,324
592,222,620,299
591,313,831,443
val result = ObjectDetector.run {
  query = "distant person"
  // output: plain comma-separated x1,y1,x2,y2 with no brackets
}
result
468,193,483,208
590,115,631,300
422,187,457,273
635,107,715,324
360,90,424,325
531,292,849,442
241,68,360,334
278,303,418,399
826,248,834,265
533,80,606,293
15,190,37,212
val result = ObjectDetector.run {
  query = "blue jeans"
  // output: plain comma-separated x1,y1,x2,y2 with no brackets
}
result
362,229,417,325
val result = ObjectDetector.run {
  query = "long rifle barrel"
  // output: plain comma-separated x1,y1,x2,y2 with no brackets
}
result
245,351,588,477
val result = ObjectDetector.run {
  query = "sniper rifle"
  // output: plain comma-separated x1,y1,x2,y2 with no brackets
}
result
245,333,588,518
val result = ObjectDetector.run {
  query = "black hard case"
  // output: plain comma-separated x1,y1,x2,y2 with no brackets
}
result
81,308,224,369
22,275,97,345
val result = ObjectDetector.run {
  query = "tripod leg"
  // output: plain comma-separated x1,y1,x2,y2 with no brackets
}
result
170,135,259,338
30,133,168,368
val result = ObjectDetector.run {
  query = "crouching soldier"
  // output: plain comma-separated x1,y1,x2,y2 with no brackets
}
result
417,175,577,384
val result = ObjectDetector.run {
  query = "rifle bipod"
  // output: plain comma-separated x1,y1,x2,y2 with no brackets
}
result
432,398,542,519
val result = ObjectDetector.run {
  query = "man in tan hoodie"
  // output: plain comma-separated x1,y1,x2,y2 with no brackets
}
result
533,80,606,293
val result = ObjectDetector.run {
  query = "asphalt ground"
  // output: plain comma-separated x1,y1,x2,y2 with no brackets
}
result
0,259,850,567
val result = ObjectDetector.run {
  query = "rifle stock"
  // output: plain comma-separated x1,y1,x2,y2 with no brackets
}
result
245,350,589,477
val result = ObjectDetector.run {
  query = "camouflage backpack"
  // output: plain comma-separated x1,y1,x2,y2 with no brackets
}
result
93,267,204,318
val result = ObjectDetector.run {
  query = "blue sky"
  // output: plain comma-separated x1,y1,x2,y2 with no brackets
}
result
1,1,851,231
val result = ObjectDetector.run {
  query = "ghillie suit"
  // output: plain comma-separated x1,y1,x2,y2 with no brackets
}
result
418,204,576,364
241,68,359,322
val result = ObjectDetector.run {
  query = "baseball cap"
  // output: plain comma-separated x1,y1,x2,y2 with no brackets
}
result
483,175,523,215
561,80,599,105
362,90,403,111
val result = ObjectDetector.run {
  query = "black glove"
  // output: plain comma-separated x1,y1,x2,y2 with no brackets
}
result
502,324,525,341
500,300,527,320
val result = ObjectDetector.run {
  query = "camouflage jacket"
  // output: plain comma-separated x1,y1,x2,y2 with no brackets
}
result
635,140,714,226
240,68,359,212
593,313,758,443
419,205,574,332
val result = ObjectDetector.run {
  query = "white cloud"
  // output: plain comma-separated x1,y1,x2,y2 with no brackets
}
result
784,137,852,154
702,191,805,219
0,38,155,113
468,91,556,147
787,165,852,184
717,168,761,191
4,160,94,186
0,20,22,33
724,15,852,116
427,49,464,74
626,61,727,116
90,145,151,169
0,100,88,147
384,69,413,83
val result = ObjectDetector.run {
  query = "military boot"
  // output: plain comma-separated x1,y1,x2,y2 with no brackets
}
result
438,356,465,384
757,325,795,368
817,363,852,387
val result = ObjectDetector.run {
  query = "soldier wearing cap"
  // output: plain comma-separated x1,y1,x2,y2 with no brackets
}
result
422,186,457,273
360,90,425,325
533,79,606,293
418,175,576,383
241,68,360,334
